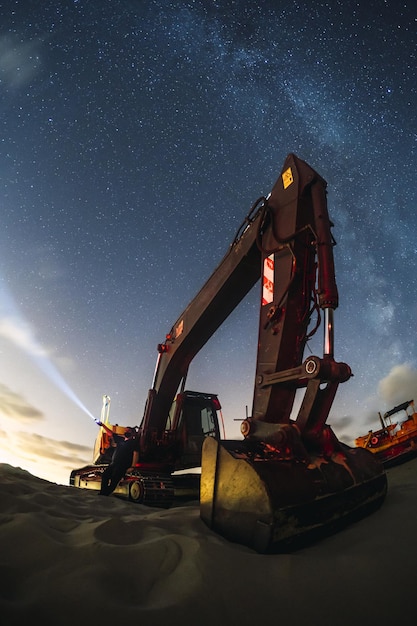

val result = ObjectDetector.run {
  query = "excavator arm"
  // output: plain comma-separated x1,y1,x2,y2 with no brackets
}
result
249,154,350,442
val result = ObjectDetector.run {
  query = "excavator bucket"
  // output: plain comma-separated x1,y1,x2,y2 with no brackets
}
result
200,436,387,553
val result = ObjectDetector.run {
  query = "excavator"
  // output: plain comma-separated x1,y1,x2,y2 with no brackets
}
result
70,153,387,552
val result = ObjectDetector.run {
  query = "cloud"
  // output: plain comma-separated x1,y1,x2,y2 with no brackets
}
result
0,316,48,357
0,383,44,422
16,431,92,468
331,415,355,431
0,34,42,89
0,310,94,421
0,427,93,483
378,363,417,407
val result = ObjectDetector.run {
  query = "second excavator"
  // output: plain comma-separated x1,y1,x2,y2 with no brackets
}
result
71,153,387,553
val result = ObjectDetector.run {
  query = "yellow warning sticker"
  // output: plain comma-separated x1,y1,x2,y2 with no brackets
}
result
282,167,294,189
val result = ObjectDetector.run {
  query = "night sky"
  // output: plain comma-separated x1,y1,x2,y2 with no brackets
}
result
1,0,416,485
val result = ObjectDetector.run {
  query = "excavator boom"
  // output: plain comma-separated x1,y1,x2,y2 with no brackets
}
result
139,203,263,446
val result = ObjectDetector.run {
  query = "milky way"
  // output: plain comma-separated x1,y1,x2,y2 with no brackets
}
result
0,0,416,482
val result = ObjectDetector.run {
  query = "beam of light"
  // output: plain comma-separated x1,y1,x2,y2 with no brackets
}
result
0,280,96,421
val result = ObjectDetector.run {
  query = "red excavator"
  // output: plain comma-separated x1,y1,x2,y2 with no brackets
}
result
70,153,387,552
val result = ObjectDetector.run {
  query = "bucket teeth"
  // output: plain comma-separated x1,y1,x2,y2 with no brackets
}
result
200,437,387,553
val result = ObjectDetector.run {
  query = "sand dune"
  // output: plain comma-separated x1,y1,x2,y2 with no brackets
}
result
1,459,417,626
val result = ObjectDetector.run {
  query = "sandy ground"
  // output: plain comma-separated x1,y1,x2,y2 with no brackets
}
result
1,458,416,626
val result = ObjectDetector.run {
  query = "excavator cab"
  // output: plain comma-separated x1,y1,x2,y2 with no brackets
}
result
170,391,223,469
